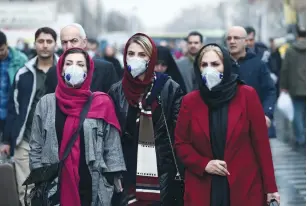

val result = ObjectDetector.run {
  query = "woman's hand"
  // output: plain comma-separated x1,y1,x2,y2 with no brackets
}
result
265,116,271,128
267,192,280,205
0,144,10,156
205,160,230,176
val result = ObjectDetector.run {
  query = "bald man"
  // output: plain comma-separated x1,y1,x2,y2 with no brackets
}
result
226,26,277,133
45,23,119,94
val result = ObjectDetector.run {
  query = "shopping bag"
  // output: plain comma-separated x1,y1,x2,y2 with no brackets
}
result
0,155,19,206
277,91,294,122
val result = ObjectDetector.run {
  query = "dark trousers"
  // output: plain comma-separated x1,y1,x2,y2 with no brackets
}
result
0,119,5,142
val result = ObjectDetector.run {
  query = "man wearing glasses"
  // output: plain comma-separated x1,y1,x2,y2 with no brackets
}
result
226,26,276,132
45,23,119,94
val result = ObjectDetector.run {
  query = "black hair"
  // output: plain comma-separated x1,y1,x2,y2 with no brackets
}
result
187,31,203,43
0,30,7,47
296,25,306,38
87,38,99,45
35,27,57,42
62,48,90,71
245,26,256,36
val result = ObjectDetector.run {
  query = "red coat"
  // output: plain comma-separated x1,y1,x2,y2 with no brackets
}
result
174,85,278,206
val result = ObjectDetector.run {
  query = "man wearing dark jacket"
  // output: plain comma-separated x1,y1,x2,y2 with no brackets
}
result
0,27,58,206
45,23,119,94
245,26,270,62
226,26,276,128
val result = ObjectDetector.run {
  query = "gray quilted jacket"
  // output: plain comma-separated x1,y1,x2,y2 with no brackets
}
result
29,93,126,206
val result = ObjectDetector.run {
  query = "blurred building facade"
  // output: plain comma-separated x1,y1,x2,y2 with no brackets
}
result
0,0,106,39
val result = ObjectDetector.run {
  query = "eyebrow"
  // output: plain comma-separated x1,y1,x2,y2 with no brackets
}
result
37,38,54,41
61,38,78,42
127,51,145,54
65,60,85,63
202,60,220,63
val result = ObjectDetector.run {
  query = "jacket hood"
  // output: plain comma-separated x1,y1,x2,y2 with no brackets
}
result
292,39,306,51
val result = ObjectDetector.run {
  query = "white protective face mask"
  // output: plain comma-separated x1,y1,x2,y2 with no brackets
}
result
63,65,87,88
201,66,223,90
127,57,148,78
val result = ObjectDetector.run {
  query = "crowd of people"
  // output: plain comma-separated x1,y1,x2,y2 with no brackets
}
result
0,22,305,206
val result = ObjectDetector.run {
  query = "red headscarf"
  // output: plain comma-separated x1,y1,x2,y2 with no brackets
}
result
122,33,157,106
55,48,121,206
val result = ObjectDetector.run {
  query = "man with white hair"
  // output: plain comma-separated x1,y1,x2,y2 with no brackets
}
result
45,23,119,93
226,26,276,132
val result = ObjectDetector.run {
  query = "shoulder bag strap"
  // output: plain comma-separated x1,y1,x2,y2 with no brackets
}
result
54,94,93,204
61,94,93,161
158,96,183,181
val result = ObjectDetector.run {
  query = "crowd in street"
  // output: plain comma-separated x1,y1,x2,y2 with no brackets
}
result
0,22,305,206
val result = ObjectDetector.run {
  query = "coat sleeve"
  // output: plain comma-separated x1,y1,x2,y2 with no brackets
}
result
29,97,45,170
100,61,119,92
170,85,184,142
169,84,185,177
279,49,291,90
259,62,277,119
247,87,278,193
174,96,211,177
3,72,32,152
45,66,58,94
102,124,126,173
2,76,18,146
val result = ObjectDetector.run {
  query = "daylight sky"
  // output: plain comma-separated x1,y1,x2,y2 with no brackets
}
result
102,0,223,29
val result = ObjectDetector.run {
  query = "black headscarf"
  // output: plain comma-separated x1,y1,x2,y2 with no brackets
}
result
157,46,187,93
194,43,244,206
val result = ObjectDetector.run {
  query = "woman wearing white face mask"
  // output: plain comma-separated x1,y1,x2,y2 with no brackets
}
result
174,44,280,206
26,48,126,206
109,33,184,205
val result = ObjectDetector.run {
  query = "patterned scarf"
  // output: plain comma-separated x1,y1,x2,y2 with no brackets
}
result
128,73,169,205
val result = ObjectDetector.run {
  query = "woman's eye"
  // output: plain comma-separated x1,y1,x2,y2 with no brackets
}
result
201,63,208,67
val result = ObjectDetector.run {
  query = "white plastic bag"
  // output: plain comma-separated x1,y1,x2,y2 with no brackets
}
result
277,92,294,122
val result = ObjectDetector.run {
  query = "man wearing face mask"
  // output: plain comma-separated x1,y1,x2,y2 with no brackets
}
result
45,23,119,94
0,27,58,206
176,31,203,93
